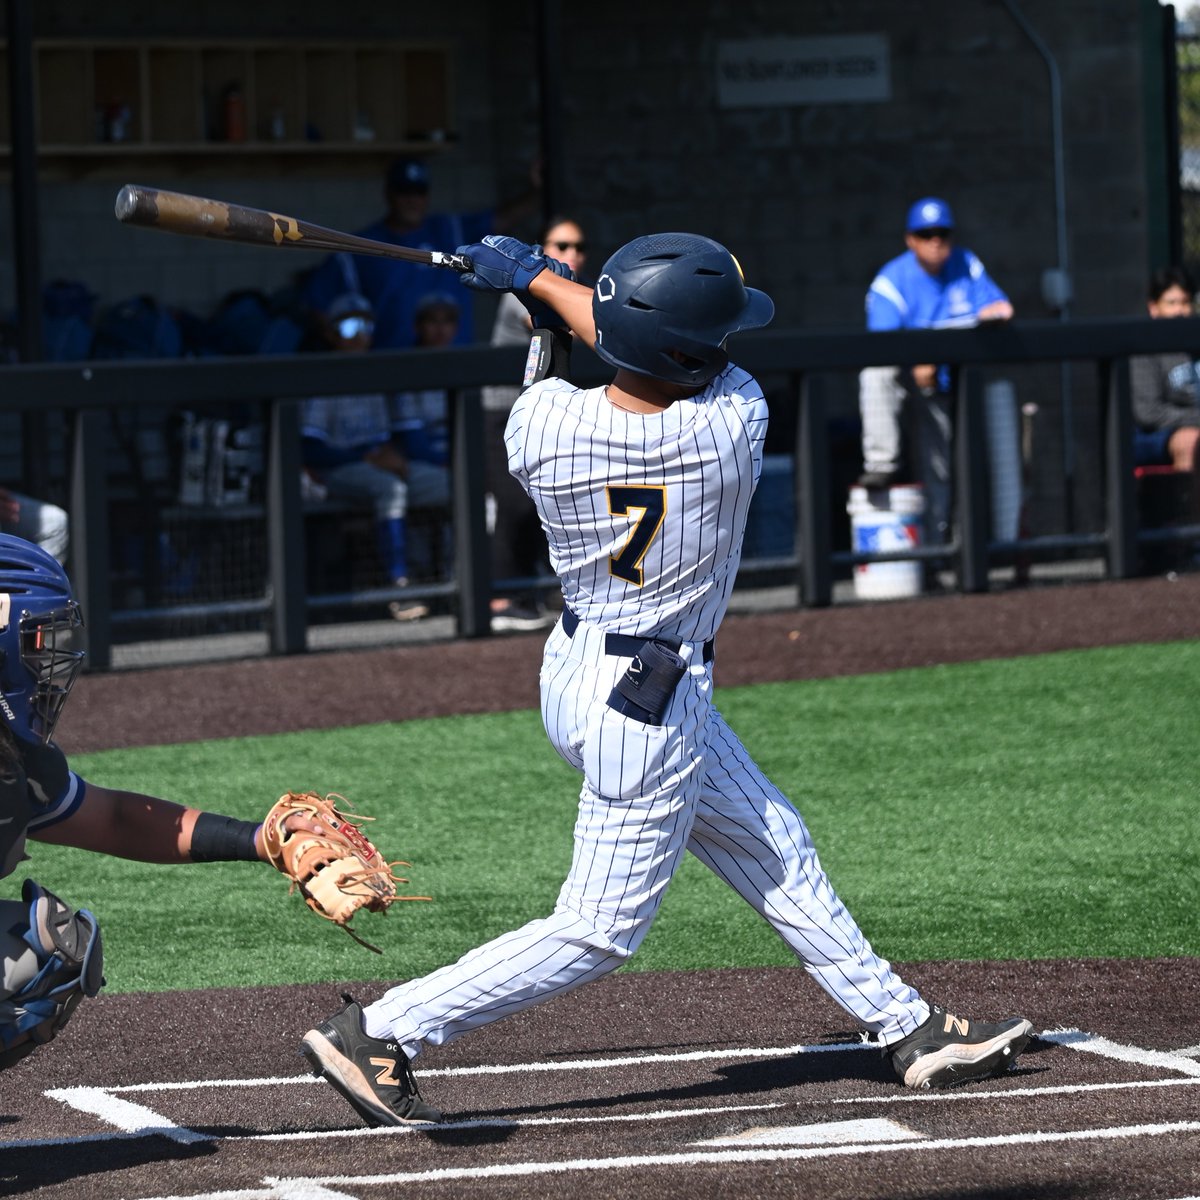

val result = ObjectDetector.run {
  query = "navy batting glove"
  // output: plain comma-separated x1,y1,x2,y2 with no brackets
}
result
521,244,575,328
457,234,557,293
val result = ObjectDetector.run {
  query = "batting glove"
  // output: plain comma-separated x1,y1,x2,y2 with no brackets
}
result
456,235,574,294
522,244,576,329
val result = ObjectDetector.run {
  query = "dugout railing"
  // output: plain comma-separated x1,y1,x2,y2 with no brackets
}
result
3,315,1200,671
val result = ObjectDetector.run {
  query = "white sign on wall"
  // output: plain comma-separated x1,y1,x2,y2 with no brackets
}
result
716,35,891,108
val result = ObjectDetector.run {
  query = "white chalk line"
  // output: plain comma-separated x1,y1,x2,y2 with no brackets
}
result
40,1087,212,1145
133,1188,358,1200
835,1073,1200,1105
266,1120,1200,1188
22,1028,1200,1155
230,1100,787,1143
93,1039,870,1094
1040,1028,1200,1077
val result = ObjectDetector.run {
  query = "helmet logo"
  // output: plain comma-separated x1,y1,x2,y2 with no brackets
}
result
731,254,746,282
595,273,616,303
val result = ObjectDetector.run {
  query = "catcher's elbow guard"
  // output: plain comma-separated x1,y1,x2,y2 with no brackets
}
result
0,879,105,1070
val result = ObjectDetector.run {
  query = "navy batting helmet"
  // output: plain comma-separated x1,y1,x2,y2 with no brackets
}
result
0,535,84,745
591,233,774,386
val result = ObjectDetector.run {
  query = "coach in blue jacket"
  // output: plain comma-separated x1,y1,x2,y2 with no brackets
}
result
858,197,1013,543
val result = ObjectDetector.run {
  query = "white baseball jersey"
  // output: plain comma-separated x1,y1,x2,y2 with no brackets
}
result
505,367,763,641
365,364,928,1060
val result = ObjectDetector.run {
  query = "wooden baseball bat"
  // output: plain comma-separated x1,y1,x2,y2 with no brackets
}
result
113,184,473,272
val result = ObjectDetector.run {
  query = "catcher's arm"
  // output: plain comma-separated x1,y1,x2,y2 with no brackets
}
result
30,781,265,863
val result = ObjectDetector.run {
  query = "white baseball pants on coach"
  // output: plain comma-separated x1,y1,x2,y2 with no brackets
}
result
366,616,928,1055
1,490,69,564
859,365,953,543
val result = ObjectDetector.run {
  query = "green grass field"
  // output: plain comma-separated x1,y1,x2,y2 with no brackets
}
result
28,640,1200,992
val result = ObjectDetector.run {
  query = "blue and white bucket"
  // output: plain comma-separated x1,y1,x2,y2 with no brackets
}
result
847,484,925,600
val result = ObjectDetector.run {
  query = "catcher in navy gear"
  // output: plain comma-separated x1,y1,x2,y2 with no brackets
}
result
0,534,388,1069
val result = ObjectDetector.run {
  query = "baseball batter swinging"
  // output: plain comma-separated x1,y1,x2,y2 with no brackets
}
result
301,232,1034,1125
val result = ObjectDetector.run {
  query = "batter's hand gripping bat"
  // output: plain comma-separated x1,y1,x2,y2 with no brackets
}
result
113,184,473,272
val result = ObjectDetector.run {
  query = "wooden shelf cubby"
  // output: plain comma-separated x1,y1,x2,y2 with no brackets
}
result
0,37,455,166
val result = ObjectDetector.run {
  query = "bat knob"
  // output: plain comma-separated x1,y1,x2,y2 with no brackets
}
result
114,184,155,225
114,184,138,221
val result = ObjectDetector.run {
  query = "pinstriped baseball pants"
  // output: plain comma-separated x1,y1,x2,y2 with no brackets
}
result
366,616,928,1057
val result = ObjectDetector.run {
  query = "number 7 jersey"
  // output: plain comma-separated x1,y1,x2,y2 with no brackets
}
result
505,364,769,643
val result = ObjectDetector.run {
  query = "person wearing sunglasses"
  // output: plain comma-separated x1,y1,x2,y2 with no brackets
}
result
858,197,1013,546
482,217,590,632
299,291,452,620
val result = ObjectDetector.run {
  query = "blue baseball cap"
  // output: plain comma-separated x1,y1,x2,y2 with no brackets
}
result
386,157,430,193
327,292,373,320
906,197,955,233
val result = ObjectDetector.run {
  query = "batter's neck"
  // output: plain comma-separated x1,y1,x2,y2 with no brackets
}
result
607,370,696,413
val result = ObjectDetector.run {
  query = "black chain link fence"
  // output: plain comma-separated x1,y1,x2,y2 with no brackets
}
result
1177,29,1200,273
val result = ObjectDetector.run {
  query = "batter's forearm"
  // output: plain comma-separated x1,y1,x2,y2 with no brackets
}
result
529,273,597,349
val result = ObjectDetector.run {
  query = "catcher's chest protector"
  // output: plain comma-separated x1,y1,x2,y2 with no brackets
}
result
1,738,73,880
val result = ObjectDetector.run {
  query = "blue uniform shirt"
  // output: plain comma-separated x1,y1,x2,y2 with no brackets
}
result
865,246,1009,392
303,210,493,349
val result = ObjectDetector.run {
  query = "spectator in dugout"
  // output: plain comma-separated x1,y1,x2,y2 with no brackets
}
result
299,289,451,621
0,488,68,565
1131,265,1200,473
482,215,591,632
301,156,541,350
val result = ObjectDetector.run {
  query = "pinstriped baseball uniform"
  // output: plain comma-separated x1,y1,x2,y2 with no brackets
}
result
365,365,929,1054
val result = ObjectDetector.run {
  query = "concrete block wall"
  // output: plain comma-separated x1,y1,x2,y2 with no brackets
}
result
1,0,1171,538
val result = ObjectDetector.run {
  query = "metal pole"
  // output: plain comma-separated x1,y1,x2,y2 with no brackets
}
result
955,368,990,593
69,408,111,672
1162,3,1184,267
266,399,308,655
1002,0,1075,531
452,388,491,637
5,0,48,494
535,0,566,223
796,372,832,607
1102,357,1138,578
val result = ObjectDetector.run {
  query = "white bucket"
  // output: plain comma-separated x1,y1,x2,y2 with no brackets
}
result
847,484,925,600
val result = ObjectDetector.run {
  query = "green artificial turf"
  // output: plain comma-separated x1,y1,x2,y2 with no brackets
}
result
26,640,1200,992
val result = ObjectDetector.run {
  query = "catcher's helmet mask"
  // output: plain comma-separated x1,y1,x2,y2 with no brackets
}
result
592,233,774,387
0,535,85,745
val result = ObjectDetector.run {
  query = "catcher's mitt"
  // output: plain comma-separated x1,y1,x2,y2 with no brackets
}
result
262,791,429,952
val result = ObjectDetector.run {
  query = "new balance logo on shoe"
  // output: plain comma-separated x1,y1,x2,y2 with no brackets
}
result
371,1056,403,1088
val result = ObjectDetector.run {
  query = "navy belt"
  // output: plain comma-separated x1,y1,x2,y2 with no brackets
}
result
561,608,714,663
